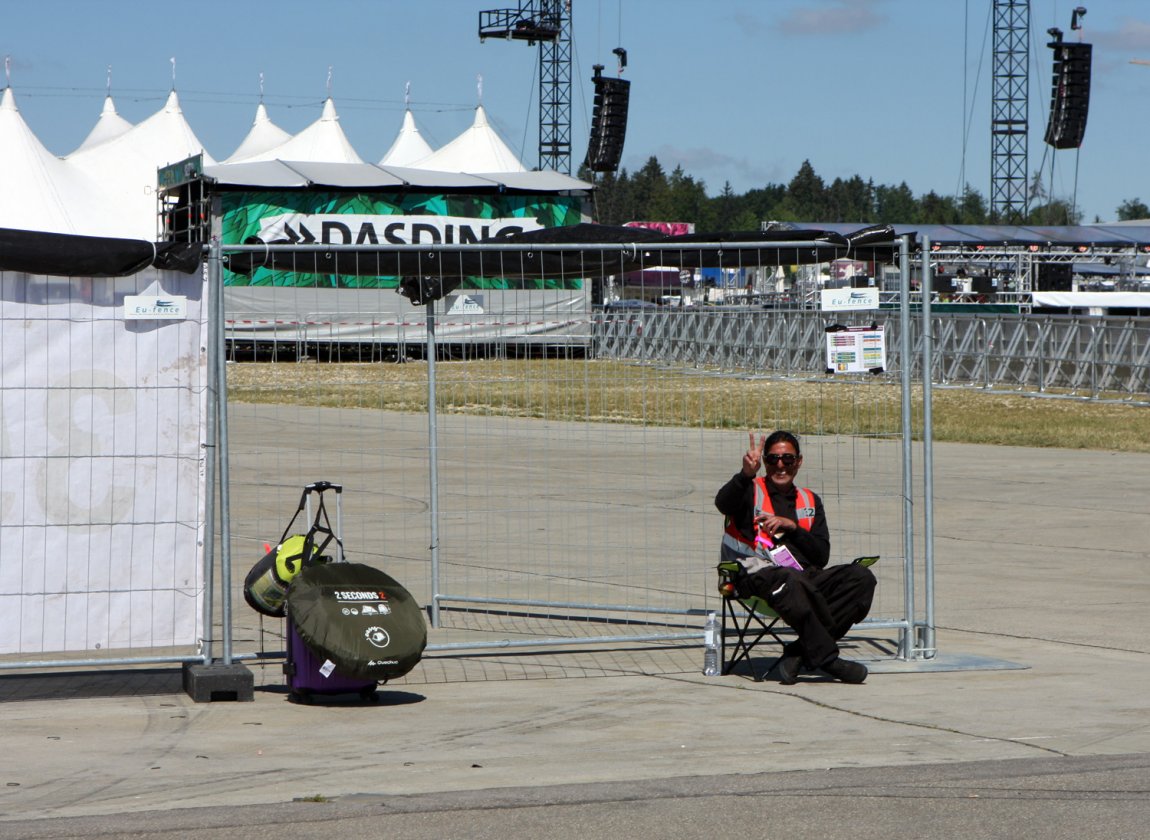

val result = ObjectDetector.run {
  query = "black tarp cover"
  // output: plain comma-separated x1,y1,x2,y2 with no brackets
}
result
0,228,202,276
796,221,1150,249
223,222,899,303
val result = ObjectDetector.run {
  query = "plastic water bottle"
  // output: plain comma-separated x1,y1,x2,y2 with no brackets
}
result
702,611,721,676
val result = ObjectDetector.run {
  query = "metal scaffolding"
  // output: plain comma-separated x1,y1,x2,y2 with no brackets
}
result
479,0,573,174
991,0,1031,221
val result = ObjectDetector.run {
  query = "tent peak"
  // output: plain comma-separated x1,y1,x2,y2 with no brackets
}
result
69,92,134,155
224,101,291,163
379,108,434,166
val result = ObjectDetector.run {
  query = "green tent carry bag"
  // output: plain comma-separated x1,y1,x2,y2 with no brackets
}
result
286,562,427,682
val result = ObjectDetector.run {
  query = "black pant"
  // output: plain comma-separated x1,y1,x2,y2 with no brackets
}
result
741,563,876,667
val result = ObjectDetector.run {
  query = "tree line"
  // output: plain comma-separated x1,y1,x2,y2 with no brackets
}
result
581,157,1149,230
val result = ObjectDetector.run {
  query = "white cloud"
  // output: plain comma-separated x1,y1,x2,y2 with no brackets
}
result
777,1,886,36
634,144,785,194
1092,17,1150,53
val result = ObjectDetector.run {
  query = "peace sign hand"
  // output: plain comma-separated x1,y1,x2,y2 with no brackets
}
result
742,431,767,477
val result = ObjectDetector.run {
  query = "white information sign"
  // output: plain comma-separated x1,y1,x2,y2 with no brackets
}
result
820,287,880,312
124,295,188,320
825,325,887,374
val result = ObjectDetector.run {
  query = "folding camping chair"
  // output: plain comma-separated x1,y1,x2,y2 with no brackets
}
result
716,561,787,680
716,556,879,681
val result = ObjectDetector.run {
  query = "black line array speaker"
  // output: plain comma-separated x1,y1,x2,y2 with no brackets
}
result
1037,262,1073,292
1044,41,1092,150
971,274,996,294
584,65,630,173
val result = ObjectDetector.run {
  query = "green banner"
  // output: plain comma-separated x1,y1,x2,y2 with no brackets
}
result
221,191,586,289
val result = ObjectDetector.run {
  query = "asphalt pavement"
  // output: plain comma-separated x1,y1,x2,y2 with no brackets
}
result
1,430,1148,839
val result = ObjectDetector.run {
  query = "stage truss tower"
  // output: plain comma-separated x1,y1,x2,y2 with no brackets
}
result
991,0,1030,221
479,0,573,174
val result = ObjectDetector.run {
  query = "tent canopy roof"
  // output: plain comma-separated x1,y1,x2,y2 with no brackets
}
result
0,87,107,236
224,102,292,163
71,95,134,154
797,222,1150,249
234,97,362,164
379,109,434,167
201,160,592,192
410,105,526,173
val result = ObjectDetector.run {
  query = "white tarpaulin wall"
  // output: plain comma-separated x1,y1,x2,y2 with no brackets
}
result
0,267,208,655
224,286,590,345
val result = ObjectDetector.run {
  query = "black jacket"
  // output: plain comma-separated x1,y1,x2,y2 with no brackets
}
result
714,471,831,570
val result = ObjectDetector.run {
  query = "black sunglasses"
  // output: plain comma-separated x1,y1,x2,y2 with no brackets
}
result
764,453,799,467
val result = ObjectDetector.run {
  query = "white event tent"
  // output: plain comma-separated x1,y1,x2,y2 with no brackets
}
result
223,102,292,164
70,95,134,155
230,97,362,165
0,83,561,242
0,87,110,236
379,109,434,167
410,105,526,173
68,90,218,241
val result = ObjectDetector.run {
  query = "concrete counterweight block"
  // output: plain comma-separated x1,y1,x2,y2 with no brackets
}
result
182,662,255,702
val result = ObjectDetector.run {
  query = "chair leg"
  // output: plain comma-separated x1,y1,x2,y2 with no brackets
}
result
721,596,786,681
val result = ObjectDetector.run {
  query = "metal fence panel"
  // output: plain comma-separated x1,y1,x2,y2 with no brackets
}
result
1,267,210,671
216,238,922,669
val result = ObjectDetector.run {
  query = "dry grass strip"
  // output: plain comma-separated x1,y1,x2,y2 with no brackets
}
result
227,360,1150,453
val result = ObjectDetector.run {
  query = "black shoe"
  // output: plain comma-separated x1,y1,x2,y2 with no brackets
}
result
775,655,802,685
822,657,868,684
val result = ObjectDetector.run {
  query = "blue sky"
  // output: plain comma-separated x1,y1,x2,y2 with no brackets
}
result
4,0,1150,222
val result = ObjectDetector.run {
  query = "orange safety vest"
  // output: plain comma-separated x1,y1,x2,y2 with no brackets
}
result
721,478,815,565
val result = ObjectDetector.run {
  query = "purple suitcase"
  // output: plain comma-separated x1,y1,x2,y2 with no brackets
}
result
284,617,378,703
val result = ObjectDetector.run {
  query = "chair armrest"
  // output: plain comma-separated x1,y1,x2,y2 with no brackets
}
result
716,561,741,597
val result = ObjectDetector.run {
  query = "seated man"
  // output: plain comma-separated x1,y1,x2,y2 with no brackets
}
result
715,430,876,684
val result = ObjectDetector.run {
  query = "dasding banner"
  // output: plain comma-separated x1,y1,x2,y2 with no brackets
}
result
221,191,587,289
253,213,542,248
